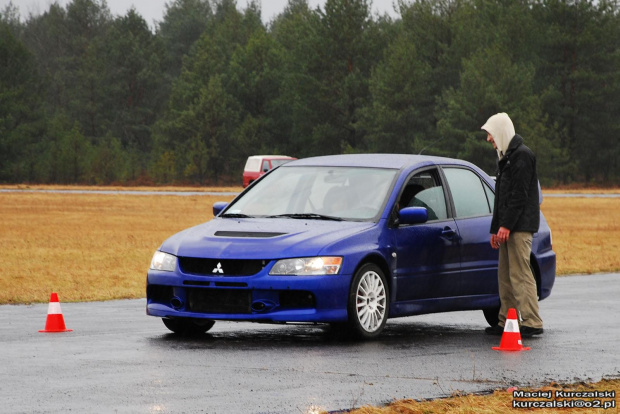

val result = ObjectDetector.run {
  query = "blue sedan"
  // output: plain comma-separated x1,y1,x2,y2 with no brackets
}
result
146,154,555,338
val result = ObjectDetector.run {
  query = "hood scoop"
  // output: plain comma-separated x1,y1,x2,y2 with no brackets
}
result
214,231,287,238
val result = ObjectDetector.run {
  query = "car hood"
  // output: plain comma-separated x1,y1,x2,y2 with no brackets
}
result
159,217,377,259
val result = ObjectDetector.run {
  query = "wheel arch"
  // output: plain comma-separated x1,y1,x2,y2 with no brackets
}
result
351,253,392,297
530,253,542,299
345,254,392,338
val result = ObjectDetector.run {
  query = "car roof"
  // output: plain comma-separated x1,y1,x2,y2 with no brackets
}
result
247,155,295,160
284,153,465,170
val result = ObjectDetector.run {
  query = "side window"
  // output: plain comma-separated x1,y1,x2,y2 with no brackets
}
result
398,170,448,221
443,168,491,217
261,160,270,172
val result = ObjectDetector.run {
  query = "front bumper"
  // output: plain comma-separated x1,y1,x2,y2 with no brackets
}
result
146,270,351,323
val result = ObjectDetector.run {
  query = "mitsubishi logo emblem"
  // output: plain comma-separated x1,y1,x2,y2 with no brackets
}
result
212,262,224,274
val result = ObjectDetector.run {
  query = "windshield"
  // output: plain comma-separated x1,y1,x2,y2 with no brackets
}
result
225,166,398,220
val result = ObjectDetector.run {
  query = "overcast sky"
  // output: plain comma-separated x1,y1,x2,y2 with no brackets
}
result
2,0,401,26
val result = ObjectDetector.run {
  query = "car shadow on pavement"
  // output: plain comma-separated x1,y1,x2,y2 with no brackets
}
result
147,321,488,350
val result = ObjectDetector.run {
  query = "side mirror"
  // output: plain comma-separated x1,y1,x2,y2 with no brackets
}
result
399,207,428,225
213,202,228,216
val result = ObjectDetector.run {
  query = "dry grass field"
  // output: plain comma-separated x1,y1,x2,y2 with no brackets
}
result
541,196,620,275
0,190,237,304
341,378,619,414
0,188,618,304
1,183,243,193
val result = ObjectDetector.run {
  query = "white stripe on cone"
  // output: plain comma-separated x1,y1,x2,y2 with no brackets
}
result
47,302,62,315
504,319,519,333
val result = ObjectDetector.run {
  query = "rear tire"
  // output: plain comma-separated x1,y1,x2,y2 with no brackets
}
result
483,261,539,326
162,318,215,335
483,307,500,327
346,263,389,339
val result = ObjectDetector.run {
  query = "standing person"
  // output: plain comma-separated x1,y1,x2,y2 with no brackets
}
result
481,112,544,337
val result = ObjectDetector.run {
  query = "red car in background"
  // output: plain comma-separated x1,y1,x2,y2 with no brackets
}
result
242,155,296,187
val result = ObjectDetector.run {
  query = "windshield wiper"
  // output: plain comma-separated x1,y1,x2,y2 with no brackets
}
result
221,213,254,218
268,213,344,221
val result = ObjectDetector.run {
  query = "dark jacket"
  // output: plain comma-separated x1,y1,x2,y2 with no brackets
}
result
490,134,540,234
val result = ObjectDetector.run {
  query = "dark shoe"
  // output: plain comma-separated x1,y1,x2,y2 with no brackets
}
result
520,326,544,338
485,325,504,335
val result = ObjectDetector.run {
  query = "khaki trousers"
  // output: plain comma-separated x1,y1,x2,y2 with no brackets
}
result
497,232,543,329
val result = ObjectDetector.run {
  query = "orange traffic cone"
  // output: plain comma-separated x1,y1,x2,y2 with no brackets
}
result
492,308,529,351
39,292,72,333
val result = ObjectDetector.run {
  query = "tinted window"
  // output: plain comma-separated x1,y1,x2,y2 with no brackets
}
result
399,170,448,221
443,168,491,217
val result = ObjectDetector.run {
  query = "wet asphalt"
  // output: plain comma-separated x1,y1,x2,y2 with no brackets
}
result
1,273,618,414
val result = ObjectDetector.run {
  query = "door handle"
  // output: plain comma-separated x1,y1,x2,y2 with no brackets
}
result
442,226,456,237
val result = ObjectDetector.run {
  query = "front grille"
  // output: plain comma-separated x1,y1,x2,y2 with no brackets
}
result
178,257,267,276
187,288,252,314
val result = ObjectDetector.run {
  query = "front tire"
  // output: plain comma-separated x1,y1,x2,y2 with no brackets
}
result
162,318,215,335
347,263,389,339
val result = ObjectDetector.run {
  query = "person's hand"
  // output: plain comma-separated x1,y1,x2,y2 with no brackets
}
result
497,227,511,244
490,234,500,249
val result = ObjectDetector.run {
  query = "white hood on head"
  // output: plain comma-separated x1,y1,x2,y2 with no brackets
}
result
481,112,515,158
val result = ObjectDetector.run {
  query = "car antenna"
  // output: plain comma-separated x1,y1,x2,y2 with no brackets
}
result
418,136,447,155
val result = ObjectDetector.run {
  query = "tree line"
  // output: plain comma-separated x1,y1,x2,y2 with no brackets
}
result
1,0,618,186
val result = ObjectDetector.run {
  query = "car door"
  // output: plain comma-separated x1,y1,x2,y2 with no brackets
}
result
391,168,462,302
441,167,498,296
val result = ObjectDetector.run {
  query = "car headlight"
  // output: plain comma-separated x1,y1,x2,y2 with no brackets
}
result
150,251,177,272
269,257,342,276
